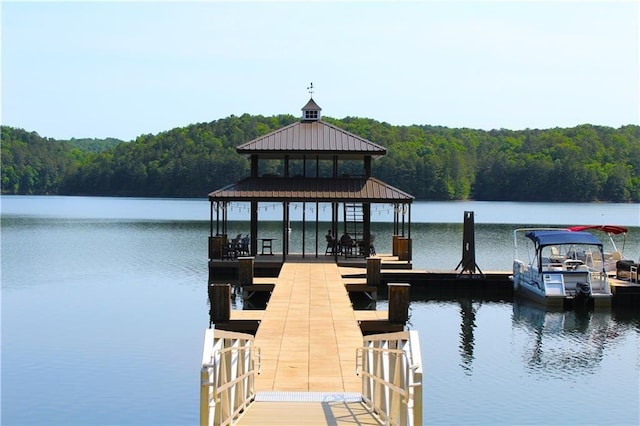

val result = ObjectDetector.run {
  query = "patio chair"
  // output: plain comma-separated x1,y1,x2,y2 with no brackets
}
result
224,234,242,259
325,233,337,255
239,235,250,256
340,233,355,256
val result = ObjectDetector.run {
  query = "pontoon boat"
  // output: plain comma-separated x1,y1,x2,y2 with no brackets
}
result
512,228,612,308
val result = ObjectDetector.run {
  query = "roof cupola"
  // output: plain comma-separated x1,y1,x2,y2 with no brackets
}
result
301,82,321,122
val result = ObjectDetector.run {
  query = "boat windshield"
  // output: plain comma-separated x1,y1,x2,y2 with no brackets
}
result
540,244,602,271
514,228,606,273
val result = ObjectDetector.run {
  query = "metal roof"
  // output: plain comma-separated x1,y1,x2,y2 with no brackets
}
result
301,98,322,112
208,177,413,203
236,120,387,159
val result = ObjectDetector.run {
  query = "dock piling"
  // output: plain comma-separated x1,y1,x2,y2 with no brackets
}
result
238,256,255,286
208,283,231,325
388,282,410,324
366,257,382,287
455,211,484,277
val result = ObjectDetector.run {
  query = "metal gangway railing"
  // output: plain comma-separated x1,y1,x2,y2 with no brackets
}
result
200,328,261,426
201,328,422,425
356,330,423,426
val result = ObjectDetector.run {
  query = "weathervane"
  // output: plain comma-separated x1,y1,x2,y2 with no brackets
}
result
307,82,314,98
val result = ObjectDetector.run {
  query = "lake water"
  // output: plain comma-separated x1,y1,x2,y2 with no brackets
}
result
2,196,639,425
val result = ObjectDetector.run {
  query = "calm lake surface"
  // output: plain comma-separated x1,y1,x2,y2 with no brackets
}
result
2,196,639,425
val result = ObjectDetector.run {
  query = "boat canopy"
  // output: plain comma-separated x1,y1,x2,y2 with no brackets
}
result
567,225,628,234
525,230,603,248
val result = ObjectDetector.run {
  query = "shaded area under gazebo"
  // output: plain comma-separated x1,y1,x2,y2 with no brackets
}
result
208,176,413,262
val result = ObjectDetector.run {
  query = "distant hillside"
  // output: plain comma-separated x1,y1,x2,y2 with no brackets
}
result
62,137,127,153
1,126,78,194
2,117,639,201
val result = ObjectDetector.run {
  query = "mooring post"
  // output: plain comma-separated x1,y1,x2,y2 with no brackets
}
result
238,256,254,287
366,257,382,287
388,282,410,324
238,256,254,300
397,237,411,261
392,235,400,256
209,235,226,260
455,211,484,277
208,283,231,325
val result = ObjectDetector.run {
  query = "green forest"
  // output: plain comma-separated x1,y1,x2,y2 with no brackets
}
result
2,115,639,202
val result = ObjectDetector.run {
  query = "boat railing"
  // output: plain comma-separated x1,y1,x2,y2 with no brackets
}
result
200,328,261,426
356,330,423,426
588,270,610,293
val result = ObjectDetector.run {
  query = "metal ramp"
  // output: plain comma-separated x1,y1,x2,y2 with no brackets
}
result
237,398,382,425
238,392,379,425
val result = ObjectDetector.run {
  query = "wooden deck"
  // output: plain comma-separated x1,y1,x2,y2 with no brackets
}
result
208,252,413,280
251,261,365,392
610,277,640,306
223,260,390,425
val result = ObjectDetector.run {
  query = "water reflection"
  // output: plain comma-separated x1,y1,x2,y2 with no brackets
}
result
459,298,479,374
512,298,624,377
409,287,512,376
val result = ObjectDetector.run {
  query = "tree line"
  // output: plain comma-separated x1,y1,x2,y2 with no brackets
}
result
2,116,639,202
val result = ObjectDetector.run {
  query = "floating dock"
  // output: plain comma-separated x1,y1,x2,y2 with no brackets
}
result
610,277,640,306
209,253,512,282
202,258,422,425
210,253,639,306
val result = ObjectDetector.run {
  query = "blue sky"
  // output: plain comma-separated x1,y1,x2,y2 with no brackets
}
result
2,1,638,141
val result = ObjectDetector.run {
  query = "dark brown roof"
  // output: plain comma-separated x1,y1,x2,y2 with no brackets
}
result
301,98,322,112
236,120,386,159
208,177,413,203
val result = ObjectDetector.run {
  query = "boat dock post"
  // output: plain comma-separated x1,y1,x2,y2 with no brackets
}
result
455,211,485,278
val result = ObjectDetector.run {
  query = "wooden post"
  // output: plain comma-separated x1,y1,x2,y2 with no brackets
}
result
238,257,254,287
388,283,410,324
207,265,214,285
209,235,224,260
392,235,400,256
397,237,411,261
367,257,382,287
208,283,231,324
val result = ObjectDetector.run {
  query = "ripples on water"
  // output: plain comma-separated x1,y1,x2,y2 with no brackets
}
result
2,197,639,425
411,298,640,425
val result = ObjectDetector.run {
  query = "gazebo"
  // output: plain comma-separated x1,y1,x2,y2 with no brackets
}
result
207,94,414,268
